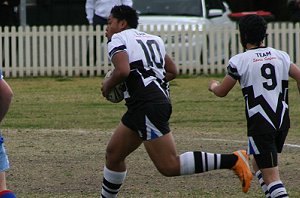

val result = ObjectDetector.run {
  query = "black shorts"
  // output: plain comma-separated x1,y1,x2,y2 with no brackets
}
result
121,103,172,141
247,130,289,169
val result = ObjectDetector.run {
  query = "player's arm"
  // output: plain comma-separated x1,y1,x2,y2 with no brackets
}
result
289,63,300,93
208,75,237,97
0,79,13,123
122,0,133,7
101,51,130,98
164,54,178,82
85,0,94,24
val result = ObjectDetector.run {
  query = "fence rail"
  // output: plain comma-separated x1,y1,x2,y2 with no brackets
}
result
0,23,299,77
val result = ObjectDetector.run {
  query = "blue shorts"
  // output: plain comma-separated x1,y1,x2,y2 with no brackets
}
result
0,136,10,172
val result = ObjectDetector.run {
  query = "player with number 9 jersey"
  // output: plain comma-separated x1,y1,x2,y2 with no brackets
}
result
209,14,300,198
227,46,290,136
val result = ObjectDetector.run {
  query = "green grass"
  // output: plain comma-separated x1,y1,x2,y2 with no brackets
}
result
4,77,123,129
2,76,300,197
4,76,300,137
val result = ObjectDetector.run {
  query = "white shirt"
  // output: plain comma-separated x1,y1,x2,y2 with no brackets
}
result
107,29,170,103
85,0,133,24
228,47,291,134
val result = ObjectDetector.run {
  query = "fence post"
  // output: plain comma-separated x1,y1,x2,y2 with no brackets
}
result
1,23,299,77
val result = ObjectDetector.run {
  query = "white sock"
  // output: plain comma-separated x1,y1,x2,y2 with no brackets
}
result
267,180,288,198
179,152,195,175
101,166,127,198
255,170,271,198
179,151,221,175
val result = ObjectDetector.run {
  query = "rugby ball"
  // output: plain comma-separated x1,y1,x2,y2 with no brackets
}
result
104,70,124,103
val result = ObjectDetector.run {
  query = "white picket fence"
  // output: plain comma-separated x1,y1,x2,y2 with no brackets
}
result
0,23,299,77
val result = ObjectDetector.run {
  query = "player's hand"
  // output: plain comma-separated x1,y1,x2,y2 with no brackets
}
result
101,80,109,98
208,80,220,92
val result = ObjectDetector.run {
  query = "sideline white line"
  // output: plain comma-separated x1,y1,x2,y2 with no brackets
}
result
284,143,300,148
201,138,300,148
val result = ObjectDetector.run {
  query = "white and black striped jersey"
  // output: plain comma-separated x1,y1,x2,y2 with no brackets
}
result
107,29,170,108
227,47,291,135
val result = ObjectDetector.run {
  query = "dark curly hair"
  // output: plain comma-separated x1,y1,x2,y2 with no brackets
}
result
110,5,139,29
238,14,267,49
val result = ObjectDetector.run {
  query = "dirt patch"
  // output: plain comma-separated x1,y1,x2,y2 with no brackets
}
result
3,129,300,198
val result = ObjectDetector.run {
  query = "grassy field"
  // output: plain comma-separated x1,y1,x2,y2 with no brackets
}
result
2,76,300,197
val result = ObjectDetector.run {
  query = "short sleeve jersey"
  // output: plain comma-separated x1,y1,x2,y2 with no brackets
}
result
227,47,291,135
107,29,170,109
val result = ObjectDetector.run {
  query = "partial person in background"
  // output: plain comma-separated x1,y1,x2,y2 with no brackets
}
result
0,0,20,69
85,0,132,65
0,69,15,197
85,0,133,28
288,0,300,22
209,14,300,198
0,0,20,28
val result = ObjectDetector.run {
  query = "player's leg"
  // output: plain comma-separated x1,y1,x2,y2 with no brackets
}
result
144,132,252,192
254,156,287,198
0,172,6,192
0,136,16,198
139,102,252,192
143,132,179,176
101,122,143,198
141,102,237,176
248,131,288,198
252,158,271,198
144,132,240,176
105,122,142,171
265,130,289,198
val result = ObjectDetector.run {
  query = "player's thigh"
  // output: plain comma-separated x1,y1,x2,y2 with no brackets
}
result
106,122,142,161
143,132,179,175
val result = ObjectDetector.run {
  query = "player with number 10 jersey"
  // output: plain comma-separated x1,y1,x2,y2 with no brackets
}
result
108,29,170,109
100,6,253,197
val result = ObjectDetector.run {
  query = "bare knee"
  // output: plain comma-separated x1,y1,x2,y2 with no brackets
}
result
105,146,126,170
154,158,180,177
156,166,178,177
